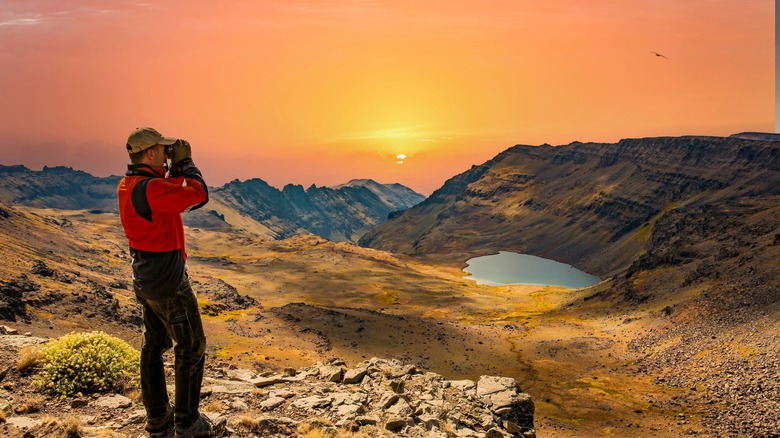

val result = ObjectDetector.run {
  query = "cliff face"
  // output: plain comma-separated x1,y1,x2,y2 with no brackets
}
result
358,136,780,277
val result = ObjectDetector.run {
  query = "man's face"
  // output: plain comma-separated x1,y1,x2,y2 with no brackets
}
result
146,144,167,168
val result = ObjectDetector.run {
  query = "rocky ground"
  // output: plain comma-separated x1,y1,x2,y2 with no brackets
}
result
0,331,534,438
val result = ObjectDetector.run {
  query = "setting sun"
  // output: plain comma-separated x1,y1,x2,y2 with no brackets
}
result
0,0,772,195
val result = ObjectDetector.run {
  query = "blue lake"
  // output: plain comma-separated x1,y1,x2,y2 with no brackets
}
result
463,251,601,288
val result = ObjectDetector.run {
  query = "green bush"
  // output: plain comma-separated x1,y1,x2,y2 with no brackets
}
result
35,331,140,397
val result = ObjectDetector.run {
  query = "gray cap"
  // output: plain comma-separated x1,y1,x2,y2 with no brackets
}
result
126,127,177,154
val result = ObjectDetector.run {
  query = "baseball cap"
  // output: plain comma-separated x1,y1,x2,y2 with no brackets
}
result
126,127,178,154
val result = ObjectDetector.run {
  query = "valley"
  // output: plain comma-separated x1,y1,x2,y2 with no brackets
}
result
2,204,710,437
1,135,779,437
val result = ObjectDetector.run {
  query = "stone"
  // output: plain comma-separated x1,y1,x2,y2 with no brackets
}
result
70,399,89,409
343,367,368,384
230,398,249,411
95,394,133,409
252,376,288,388
6,416,41,429
385,416,407,431
269,390,296,399
450,379,476,392
477,376,519,398
291,395,332,411
486,427,513,438
226,368,255,382
320,366,344,383
355,416,379,426
335,403,362,417
384,364,417,379
391,379,405,394
417,414,441,430
261,396,286,410
378,391,400,409
125,410,146,425
1,326,19,335
387,398,412,417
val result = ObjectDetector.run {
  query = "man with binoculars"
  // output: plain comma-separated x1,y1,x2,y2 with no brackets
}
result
118,127,225,437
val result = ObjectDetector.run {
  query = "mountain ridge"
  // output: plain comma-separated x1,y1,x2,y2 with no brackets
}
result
359,135,780,277
0,165,425,243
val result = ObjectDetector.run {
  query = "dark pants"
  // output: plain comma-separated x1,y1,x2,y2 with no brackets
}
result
138,276,206,430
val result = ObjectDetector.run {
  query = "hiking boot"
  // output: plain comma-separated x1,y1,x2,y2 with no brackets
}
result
174,413,227,438
146,404,175,437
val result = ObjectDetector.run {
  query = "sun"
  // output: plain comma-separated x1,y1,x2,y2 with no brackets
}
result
396,153,406,164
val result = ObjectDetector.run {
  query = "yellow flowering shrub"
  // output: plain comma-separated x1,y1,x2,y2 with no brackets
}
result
35,331,140,397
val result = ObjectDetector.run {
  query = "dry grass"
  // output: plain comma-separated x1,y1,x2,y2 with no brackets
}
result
63,415,83,438
124,388,141,403
14,395,45,414
203,400,224,412
296,418,375,438
234,415,260,433
16,345,43,373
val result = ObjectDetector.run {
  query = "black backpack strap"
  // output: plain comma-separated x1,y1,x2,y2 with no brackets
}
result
131,178,153,222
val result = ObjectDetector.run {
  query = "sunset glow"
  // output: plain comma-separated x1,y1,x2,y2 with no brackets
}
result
0,1,773,194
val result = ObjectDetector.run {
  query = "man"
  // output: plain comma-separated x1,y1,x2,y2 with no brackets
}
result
117,127,225,437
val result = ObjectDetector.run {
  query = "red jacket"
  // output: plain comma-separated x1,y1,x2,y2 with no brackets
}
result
118,166,207,256
117,162,208,299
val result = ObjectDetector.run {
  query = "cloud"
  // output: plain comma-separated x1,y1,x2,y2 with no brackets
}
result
0,17,42,27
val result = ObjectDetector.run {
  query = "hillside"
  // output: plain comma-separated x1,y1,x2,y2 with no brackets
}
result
359,135,780,436
359,136,780,277
1,202,723,437
0,165,424,243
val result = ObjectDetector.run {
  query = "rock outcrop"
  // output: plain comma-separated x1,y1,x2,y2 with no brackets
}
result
0,330,535,438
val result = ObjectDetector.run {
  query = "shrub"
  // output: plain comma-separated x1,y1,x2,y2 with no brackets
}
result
35,331,140,397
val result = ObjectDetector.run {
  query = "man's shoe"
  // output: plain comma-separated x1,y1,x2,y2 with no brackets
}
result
174,413,227,438
145,404,175,437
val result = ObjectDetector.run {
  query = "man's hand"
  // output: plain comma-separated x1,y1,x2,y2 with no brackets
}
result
171,139,192,163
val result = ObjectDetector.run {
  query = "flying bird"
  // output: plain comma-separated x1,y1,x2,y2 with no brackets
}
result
650,51,669,59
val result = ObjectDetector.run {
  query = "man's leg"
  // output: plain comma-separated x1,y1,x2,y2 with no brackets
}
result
166,277,207,430
140,302,173,420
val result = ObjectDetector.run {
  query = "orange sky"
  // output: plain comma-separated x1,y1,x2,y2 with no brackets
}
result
0,0,773,194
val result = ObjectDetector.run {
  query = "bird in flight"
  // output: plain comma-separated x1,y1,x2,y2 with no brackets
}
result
650,51,669,59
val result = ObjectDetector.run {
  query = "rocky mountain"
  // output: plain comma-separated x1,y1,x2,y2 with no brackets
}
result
332,179,426,215
202,178,425,242
359,136,780,277
0,165,424,243
0,165,120,211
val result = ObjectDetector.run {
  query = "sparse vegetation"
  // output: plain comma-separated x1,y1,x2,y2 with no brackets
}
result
234,415,260,433
16,344,43,373
204,400,224,412
63,415,83,438
35,331,140,397
27,415,82,438
14,395,44,414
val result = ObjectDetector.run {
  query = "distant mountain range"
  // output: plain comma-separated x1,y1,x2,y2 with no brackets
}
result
0,165,425,243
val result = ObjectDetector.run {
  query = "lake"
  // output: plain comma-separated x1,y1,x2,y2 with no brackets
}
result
463,251,601,288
